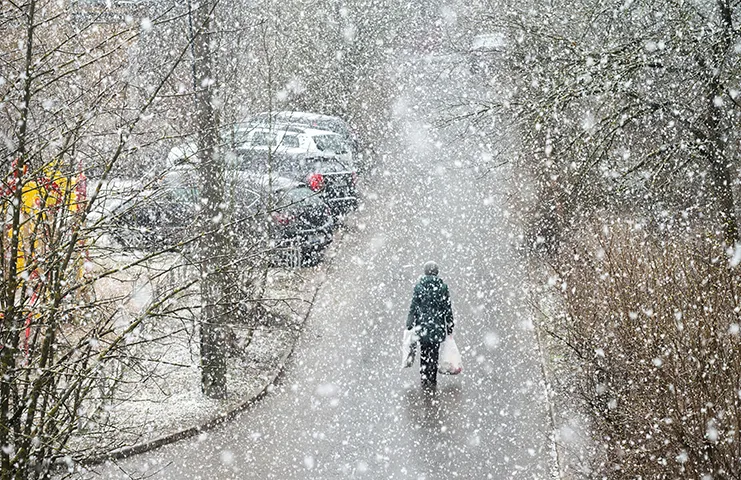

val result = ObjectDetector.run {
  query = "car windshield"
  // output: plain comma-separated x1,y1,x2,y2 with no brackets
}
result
314,135,347,153
315,120,349,137
277,187,323,209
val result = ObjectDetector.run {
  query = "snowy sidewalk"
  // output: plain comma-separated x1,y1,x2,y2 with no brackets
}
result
72,249,330,463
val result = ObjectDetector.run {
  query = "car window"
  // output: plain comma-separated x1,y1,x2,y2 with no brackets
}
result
171,184,200,204
280,134,300,148
277,187,323,209
313,135,348,153
251,131,277,146
230,126,253,145
237,189,262,211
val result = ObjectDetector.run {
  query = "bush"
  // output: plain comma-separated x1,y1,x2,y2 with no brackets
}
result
548,221,741,478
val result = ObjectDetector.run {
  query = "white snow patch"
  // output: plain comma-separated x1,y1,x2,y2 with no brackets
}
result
220,450,235,465
581,111,596,131
520,319,535,331
440,5,457,25
370,235,387,252
342,24,357,43
729,242,741,267
706,420,719,442
315,383,339,397
484,332,500,350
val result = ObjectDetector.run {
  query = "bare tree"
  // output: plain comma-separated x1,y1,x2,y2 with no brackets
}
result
0,0,219,474
470,0,741,251
462,1,741,478
187,0,229,399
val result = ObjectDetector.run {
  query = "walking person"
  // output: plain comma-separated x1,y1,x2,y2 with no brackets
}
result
406,261,454,390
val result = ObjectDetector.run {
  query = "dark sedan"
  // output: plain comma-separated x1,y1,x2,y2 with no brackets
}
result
110,173,334,266
235,149,359,217
241,175,334,266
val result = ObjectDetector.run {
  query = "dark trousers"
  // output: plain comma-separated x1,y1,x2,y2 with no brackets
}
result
419,341,441,388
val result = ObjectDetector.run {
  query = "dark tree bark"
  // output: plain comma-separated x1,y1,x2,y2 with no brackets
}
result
701,0,739,246
191,0,227,399
1,0,36,476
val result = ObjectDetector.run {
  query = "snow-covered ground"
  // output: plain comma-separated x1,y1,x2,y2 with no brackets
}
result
68,250,326,461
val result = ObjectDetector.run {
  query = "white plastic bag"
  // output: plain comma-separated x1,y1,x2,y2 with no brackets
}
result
438,334,462,375
401,329,418,368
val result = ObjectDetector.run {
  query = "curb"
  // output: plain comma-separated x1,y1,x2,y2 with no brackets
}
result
532,302,564,480
88,283,323,465
526,265,564,480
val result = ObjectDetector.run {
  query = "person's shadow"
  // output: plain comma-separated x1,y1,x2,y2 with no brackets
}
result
400,382,464,472
402,382,463,431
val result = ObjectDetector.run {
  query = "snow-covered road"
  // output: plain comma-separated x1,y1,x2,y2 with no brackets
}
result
91,54,554,480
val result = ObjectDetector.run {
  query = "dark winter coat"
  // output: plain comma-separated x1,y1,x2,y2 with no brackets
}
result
406,275,454,344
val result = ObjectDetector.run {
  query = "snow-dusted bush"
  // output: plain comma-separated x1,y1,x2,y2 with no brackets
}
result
550,221,741,478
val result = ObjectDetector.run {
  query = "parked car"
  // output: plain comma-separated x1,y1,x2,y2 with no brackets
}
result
233,123,354,166
167,121,355,166
165,122,359,217
235,143,359,216
105,178,198,252
165,123,260,169
250,111,359,154
244,174,334,266
108,172,334,266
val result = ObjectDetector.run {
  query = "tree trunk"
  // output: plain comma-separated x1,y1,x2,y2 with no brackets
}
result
703,0,738,247
706,136,738,247
192,0,227,399
1,0,36,476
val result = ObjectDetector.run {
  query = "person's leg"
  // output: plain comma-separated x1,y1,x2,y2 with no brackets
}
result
419,342,430,382
419,342,438,390
427,341,440,386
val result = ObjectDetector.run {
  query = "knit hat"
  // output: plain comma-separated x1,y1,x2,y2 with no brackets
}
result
423,261,439,276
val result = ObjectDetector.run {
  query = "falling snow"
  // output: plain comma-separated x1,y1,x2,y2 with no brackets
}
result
3,0,741,479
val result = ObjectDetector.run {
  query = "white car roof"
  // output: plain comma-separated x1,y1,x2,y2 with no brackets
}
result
257,111,344,122
296,127,342,137
247,123,342,139
471,33,506,50
239,173,301,191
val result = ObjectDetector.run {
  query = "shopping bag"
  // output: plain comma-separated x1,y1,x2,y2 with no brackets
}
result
438,334,462,375
401,329,418,368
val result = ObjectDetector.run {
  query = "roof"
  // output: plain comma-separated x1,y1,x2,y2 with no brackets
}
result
255,111,344,122
239,122,342,138
471,33,506,50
